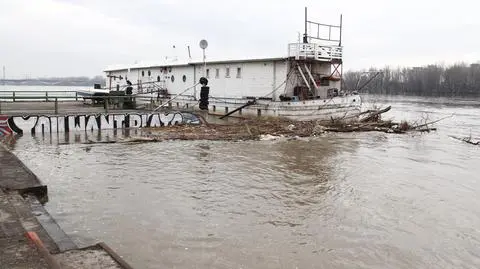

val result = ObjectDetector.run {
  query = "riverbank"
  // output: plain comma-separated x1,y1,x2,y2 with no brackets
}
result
0,144,134,269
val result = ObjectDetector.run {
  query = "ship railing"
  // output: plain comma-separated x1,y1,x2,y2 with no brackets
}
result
288,43,342,61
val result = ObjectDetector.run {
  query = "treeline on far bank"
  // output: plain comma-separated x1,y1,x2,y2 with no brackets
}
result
343,62,480,97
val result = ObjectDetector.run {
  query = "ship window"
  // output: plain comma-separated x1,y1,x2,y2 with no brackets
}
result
320,78,330,86
157,75,160,82
206,69,210,78
148,70,151,76
225,67,230,78
142,70,145,77
215,68,219,78
171,75,175,83
236,67,242,78
182,75,186,82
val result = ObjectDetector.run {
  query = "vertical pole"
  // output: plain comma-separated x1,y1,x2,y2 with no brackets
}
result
105,97,109,113
272,61,277,101
75,92,78,101
303,7,308,43
54,98,58,114
339,14,343,46
193,65,197,100
46,91,48,101
203,49,206,78
12,91,15,102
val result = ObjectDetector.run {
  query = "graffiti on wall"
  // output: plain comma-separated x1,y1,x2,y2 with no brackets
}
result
0,112,200,135
0,115,13,136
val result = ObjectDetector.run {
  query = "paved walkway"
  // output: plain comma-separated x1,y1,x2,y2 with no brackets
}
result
0,189,50,268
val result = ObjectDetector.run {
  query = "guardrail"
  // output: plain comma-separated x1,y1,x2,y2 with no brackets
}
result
0,91,80,102
288,43,342,61
0,94,162,114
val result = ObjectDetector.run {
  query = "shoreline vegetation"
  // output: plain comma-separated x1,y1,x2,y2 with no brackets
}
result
345,62,480,97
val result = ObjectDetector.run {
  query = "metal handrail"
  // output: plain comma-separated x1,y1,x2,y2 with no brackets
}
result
288,43,343,60
0,95,161,114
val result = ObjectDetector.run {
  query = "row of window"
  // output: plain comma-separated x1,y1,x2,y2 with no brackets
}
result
206,67,241,79
138,67,242,79
169,75,187,83
114,66,243,83
141,68,171,77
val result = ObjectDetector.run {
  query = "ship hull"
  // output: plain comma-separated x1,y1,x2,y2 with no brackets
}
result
136,93,361,121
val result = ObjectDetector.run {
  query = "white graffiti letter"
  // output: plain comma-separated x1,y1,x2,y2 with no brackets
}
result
10,116,38,134
114,115,125,129
160,113,183,126
57,116,65,133
34,116,51,134
99,115,114,130
128,114,142,128
149,114,161,127
68,115,86,132
85,116,99,131
141,114,150,127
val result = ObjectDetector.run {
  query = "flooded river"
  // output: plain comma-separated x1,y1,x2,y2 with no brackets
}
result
8,95,480,269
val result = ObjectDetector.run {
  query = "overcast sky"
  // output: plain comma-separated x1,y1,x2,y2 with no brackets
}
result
0,0,478,78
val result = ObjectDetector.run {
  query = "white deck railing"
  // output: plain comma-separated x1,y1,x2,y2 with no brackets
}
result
288,43,342,61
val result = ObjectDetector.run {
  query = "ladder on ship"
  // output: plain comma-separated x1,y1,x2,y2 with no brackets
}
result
293,61,318,99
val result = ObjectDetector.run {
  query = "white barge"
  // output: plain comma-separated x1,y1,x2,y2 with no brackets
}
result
100,9,361,121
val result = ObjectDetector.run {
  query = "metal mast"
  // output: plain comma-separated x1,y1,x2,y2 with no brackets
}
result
303,7,308,43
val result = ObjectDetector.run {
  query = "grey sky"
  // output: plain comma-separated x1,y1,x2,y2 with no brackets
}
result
0,0,478,78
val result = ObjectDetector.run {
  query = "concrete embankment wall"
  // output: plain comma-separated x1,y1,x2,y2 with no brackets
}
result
0,101,200,136
0,143,135,269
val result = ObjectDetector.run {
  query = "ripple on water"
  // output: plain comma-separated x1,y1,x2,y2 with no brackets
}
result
8,97,480,269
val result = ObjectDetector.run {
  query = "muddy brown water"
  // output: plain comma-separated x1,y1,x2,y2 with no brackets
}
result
8,95,480,269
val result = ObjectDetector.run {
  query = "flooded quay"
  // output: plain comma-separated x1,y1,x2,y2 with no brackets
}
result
6,95,480,269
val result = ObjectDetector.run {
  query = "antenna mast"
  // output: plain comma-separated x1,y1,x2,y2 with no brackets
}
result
303,7,308,43
339,14,343,46
199,40,208,77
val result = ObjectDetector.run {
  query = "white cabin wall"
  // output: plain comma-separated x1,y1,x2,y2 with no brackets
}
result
273,60,288,101
163,65,196,95
133,68,162,87
192,60,287,100
104,59,289,99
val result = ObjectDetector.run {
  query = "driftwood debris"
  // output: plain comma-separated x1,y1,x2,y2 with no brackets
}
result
449,135,480,145
359,106,392,122
72,106,445,145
